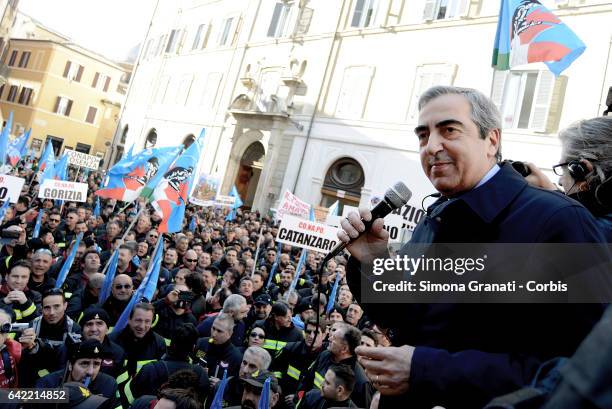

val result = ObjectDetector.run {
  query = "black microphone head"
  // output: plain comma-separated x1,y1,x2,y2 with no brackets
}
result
385,182,412,209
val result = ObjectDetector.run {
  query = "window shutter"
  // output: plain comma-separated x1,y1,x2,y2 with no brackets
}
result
63,61,71,77
202,25,211,49
103,77,111,92
351,0,366,27
529,71,555,132
268,3,283,37
545,75,568,133
458,0,472,17
490,69,509,111
385,0,405,26
75,65,84,82
296,7,314,35
92,72,99,88
422,0,438,21
54,97,61,113
65,100,73,116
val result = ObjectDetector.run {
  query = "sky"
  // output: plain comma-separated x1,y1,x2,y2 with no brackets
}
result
18,0,157,62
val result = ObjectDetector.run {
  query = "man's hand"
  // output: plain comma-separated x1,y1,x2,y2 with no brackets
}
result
356,345,414,396
166,289,179,304
209,376,220,388
284,394,295,406
524,162,556,191
337,209,390,264
6,290,28,305
19,328,36,350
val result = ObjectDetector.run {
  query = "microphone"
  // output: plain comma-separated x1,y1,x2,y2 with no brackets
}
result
325,182,412,262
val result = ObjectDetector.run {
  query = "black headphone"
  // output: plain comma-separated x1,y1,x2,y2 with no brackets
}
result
567,160,590,181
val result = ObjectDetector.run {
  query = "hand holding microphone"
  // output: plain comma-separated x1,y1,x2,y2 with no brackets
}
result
336,182,411,264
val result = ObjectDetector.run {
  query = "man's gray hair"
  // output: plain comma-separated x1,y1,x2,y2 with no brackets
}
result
418,85,503,161
559,116,612,188
245,346,272,369
214,312,235,331
222,294,246,316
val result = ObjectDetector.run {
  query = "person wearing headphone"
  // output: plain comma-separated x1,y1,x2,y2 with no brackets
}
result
525,116,612,240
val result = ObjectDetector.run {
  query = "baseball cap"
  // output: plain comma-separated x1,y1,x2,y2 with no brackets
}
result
241,370,279,391
63,382,109,409
254,294,272,306
80,308,111,328
69,339,106,363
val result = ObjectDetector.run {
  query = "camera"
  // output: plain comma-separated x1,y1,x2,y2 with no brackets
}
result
175,291,195,309
0,229,21,240
508,160,531,177
0,322,30,333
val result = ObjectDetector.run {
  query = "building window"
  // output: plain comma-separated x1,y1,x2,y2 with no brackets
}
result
18,51,30,68
407,63,457,120
192,24,210,50
75,143,91,154
176,75,193,106
268,1,294,38
166,29,183,54
0,85,4,99
120,125,128,144
54,96,73,116
492,69,566,132
321,157,365,213
63,61,84,82
7,50,17,66
18,87,33,105
145,128,157,148
422,0,470,21
92,73,111,92
155,35,167,56
7,85,18,102
218,17,235,46
335,66,375,119
85,106,98,124
350,0,378,28
200,72,222,110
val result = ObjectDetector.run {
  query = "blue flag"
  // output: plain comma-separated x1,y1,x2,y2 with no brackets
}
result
55,233,84,289
54,153,69,181
326,272,341,314
114,238,164,333
266,242,283,289
19,129,31,158
93,197,101,218
210,369,228,409
0,111,13,166
258,377,271,409
492,0,586,76
148,130,205,233
7,128,30,166
189,215,197,232
39,140,56,182
32,210,44,239
0,200,11,224
99,249,119,304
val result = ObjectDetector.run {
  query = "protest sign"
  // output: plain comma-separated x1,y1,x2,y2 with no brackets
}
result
0,174,25,203
215,195,236,207
276,190,311,220
190,172,220,206
277,214,340,253
39,179,88,202
64,150,101,170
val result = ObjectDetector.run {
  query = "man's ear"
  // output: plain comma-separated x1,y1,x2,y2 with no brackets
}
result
270,392,280,408
578,159,595,191
487,128,501,160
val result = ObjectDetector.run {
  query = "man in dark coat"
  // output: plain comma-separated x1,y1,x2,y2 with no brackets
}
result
339,86,611,409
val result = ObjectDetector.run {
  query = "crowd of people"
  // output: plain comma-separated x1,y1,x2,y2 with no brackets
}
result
0,85,610,409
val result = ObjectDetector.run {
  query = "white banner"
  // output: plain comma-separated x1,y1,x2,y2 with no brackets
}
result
276,190,311,220
277,214,339,253
65,150,101,170
0,175,25,203
39,180,88,202
215,195,236,207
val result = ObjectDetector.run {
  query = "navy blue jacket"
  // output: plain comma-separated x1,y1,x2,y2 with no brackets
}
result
347,163,611,409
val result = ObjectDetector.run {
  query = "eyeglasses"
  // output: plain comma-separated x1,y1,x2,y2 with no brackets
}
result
114,284,132,290
250,332,265,339
148,234,158,238
49,218,61,223
185,258,197,263
552,162,570,176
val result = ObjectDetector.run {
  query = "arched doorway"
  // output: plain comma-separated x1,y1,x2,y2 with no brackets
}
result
320,157,365,214
145,128,157,148
235,142,265,208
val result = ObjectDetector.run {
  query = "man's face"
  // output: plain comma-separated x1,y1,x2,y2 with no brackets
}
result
118,249,132,268
83,319,108,342
346,304,363,326
32,253,53,277
321,369,340,400
77,208,86,222
305,324,325,351
203,270,217,288
66,212,78,228
211,319,232,344
338,289,352,308
328,327,347,356
164,249,178,265
183,251,198,270
112,276,133,301
84,253,101,272
361,335,376,348
70,358,102,383
266,251,276,263
212,248,223,262
239,350,264,378
137,242,148,257
75,245,86,262
42,295,66,325
252,274,263,291
274,310,292,328
280,272,293,289
198,252,211,268
107,223,120,237
176,238,189,252
136,216,150,231
47,214,61,230
417,93,499,196
128,308,153,338
254,303,271,320
239,280,253,297
7,266,30,291
175,271,187,286
236,302,250,320
146,230,159,246
225,250,237,264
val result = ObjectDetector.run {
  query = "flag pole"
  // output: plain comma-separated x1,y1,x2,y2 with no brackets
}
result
120,206,145,242
250,226,264,277
74,166,80,182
